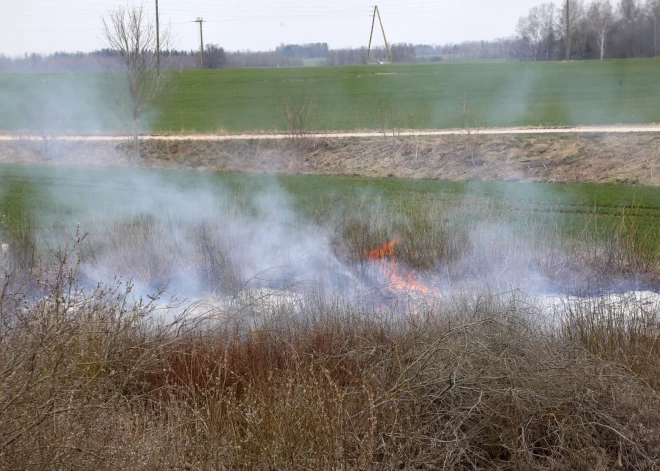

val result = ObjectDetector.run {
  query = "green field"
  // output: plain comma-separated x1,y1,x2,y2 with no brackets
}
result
2,165,659,265
2,163,660,219
1,59,660,134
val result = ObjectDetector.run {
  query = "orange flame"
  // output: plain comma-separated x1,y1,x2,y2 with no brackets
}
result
367,239,430,294
367,238,400,261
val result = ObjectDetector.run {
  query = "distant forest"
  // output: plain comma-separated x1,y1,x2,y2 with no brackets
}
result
1,0,659,71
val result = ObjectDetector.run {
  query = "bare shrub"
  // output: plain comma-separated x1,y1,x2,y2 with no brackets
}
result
376,94,404,137
561,294,660,390
0,241,198,470
0,239,659,468
281,93,317,148
79,215,243,295
0,206,39,281
19,83,66,161
460,97,484,166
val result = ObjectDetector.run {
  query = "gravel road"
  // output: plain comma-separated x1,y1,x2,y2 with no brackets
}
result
1,124,660,141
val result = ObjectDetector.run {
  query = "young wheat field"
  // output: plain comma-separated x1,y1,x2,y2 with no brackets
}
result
1,58,660,134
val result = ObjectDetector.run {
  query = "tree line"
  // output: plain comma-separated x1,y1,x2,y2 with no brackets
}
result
515,0,660,60
0,42,424,72
326,0,660,63
0,46,304,72
2,0,659,72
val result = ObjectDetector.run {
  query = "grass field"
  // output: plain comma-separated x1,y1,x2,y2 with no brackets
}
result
3,163,660,224
4,58,660,470
2,164,659,281
1,58,660,134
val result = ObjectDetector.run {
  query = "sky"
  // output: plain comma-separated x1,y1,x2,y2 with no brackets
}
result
1,0,553,57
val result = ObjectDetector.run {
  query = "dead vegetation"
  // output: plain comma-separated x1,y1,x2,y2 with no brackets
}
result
0,200,659,468
1,240,659,470
1,132,659,185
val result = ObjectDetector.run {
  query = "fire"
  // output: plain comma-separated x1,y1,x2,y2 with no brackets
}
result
367,238,400,261
367,239,430,294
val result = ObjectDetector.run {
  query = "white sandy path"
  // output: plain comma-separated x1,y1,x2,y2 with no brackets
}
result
1,124,660,142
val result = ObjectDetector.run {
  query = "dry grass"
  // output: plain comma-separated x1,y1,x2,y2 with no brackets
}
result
2,132,660,184
1,233,659,469
1,190,660,469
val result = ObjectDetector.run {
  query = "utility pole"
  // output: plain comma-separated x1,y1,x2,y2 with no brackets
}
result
155,0,160,75
654,9,658,57
366,6,376,64
195,18,205,69
565,0,570,60
376,6,392,64
365,6,392,65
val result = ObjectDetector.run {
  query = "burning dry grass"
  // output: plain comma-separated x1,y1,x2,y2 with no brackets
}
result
1,253,659,470
2,191,659,300
331,197,660,294
1,188,660,468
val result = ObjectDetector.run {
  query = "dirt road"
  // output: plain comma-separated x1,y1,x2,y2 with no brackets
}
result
1,124,660,142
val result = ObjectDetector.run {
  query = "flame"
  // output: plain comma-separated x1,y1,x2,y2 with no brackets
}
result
367,239,430,294
367,238,400,261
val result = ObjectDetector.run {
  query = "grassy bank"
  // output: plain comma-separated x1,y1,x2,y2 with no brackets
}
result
3,133,660,186
1,59,660,134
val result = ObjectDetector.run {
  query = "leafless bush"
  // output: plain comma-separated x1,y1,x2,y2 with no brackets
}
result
460,97,484,167
4,166,660,468
281,93,317,148
561,294,660,390
0,217,39,284
376,94,411,139
20,89,66,161
2,278,657,469
0,222,659,468
0,238,202,470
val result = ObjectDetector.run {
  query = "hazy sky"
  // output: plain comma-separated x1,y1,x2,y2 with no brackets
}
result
2,0,552,56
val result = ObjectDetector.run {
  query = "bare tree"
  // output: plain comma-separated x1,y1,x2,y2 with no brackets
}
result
515,3,557,61
459,98,483,167
589,0,615,59
617,0,644,57
101,4,176,158
20,82,66,160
